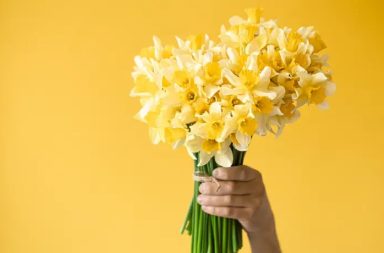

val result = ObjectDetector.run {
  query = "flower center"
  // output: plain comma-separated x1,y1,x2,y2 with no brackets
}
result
232,98,240,106
212,122,221,129
187,91,195,101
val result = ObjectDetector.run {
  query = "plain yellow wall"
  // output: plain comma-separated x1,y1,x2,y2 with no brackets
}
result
1,0,384,252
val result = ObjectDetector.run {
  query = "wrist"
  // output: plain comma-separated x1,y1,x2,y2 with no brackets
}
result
245,195,281,253
246,224,281,253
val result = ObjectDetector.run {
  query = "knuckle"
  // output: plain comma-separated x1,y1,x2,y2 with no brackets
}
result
224,195,233,204
220,169,229,179
239,167,248,180
226,181,236,192
216,168,225,177
201,196,210,205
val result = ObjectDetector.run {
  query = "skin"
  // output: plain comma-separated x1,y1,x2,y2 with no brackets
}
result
197,165,282,253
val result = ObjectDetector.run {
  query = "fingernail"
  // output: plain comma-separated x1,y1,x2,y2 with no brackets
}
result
197,195,203,203
212,169,219,177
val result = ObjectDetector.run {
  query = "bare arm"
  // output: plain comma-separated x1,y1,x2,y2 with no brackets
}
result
198,165,281,253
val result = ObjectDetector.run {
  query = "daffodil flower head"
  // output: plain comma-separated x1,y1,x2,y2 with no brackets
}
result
130,8,336,167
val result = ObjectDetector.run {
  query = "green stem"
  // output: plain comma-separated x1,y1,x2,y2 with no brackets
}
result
232,219,237,252
222,218,227,252
182,149,247,253
228,219,232,253
207,217,212,253
212,215,218,252
180,198,193,234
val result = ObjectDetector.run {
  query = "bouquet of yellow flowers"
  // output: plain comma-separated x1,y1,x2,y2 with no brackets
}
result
130,8,335,253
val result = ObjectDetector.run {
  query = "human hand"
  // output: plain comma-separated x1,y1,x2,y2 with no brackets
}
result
197,165,281,252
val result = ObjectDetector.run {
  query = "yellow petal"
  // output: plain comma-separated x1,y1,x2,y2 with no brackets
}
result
253,95,274,114
130,75,158,97
204,62,222,83
307,85,326,104
238,117,257,135
164,127,187,144
245,7,263,23
245,27,267,53
309,32,326,53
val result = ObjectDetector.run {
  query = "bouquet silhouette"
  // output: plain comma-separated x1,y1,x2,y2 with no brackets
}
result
130,8,335,253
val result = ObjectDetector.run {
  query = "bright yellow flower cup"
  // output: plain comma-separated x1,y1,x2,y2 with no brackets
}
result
130,7,335,253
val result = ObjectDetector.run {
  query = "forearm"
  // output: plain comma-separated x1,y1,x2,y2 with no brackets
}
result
246,194,281,253
247,223,281,253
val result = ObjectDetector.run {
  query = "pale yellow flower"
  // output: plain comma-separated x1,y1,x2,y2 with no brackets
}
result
184,133,233,167
295,68,336,109
190,102,229,141
130,8,336,166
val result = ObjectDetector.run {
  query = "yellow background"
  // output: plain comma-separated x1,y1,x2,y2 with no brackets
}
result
1,0,384,252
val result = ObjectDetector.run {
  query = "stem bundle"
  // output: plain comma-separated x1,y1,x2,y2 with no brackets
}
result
180,146,246,253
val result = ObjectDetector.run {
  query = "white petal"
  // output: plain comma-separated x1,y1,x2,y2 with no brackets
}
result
276,28,286,49
172,138,185,149
317,101,329,110
184,133,202,152
198,152,213,166
256,115,268,136
149,127,163,144
270,106,284,116
209,102,222,115
226,47,239,64
238,93,252,103
262,19,278,29
134,99,153,121
176,54,194,69
253,90,277,100
258,66,271,89
217,118,237,142
271,86,286,100
203,52,213,65
134,56,155,79
186,149,197,160
153,36,162,60
245,54,258,71
266,118,280,135
220,85,237,96
235,131,251,151
175,36,186,48
325,81,336,96
205,85,220,98
222,68,242,86
229,16,246,26
214,147,233,167
312,72,328,83
190,123,209,139
275,122,285,138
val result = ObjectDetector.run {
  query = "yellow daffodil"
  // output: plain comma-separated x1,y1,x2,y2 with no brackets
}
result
130,8,336,167
221,103,257,151
295,69,336,108
253,96,274,114
184,133,233,167
131,11,336,253
203,61,222,83
190,102,229,141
